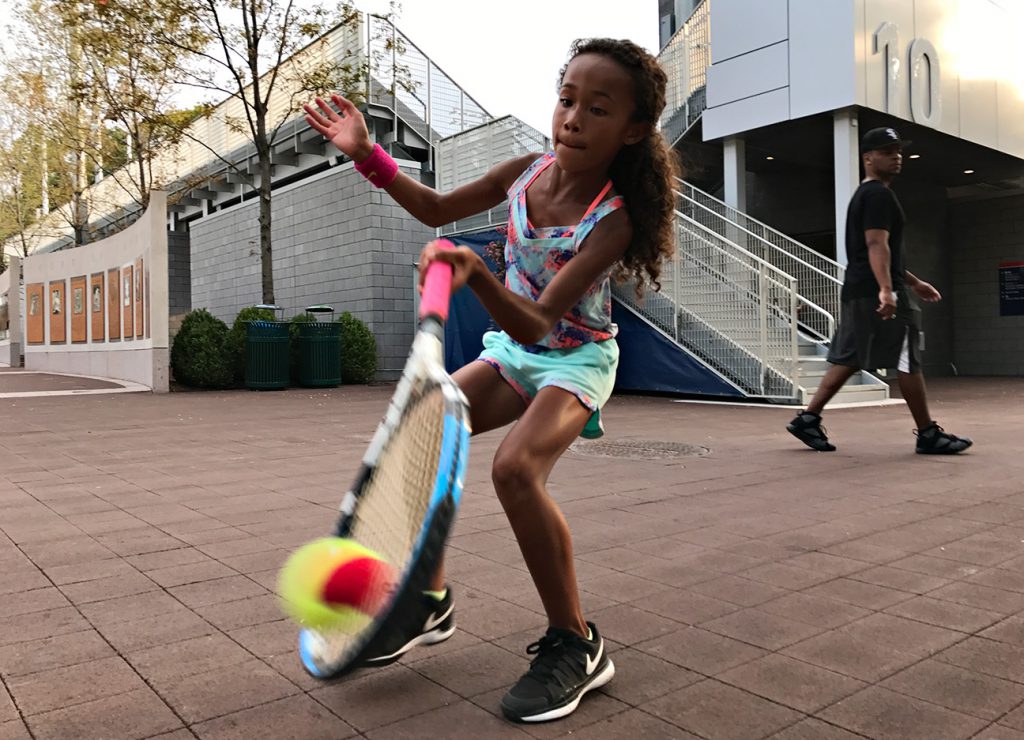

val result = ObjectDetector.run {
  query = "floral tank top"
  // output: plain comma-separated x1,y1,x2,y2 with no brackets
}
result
503,152,625,351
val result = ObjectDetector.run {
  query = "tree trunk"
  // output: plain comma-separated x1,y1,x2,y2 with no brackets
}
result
258,147,274,306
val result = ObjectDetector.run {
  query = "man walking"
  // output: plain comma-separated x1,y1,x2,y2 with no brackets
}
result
787,127,972,454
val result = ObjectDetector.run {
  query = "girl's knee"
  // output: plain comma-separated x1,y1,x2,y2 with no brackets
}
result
491,450,540,508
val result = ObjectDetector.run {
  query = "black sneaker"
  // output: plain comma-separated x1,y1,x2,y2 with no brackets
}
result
787,411,836,451
915,422,973,455
500,621,614,723
362,588,455,666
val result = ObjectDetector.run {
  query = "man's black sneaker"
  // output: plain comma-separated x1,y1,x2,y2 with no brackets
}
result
915,422,973,455
787,411,837,451
362,588,455,666
500,621,614,723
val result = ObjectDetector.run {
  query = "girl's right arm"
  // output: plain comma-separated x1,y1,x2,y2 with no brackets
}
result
304,94,535,227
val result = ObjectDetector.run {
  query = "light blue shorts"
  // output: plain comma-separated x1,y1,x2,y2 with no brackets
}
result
477,331,619,439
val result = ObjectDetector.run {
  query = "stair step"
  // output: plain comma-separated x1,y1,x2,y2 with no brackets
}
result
801,383,890,404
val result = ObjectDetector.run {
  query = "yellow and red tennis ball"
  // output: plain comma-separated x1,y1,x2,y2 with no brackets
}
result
277,537,396,632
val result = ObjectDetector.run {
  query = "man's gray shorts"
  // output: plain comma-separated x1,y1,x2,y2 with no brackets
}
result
827,291,922,373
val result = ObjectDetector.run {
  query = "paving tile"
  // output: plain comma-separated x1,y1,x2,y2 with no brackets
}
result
167,575,268,609
0,684,16,724
311,664,459,732
146,560,238,588
565,709,702,739
766,718,867,739
981,616,1024,647
0,629,114,678
632,587,741,625
718,654,866,713
936,637,1024,683
642,679,803,740
150,658,298,724
192,694,356,740
881,659,1024,721
0,588,69,619
969,568,1024,594
0,608,90,648
23,688,182,740
741,563,835,590
700,608,827,650
782,628,920,682
971,725,1024,740
193,594,285,632
930,582,1024,615
226,619,296,659
7,656,145,716
455,598,546,642
888,553,985,579
93,609,216,654
635,627,766,675
406,641,527,699
587,603,684,646
884,595,1004,633
0,719,32,740
686,575,789,607
595,648,702,706
1002,704,1024,731
758,592,871,630
58,571,160,605
127,633,254,683
819,686,988,740
364,698,531,739
43,559,140,586
802,577,915,610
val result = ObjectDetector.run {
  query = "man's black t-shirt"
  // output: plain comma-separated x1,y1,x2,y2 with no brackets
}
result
842,179,905,300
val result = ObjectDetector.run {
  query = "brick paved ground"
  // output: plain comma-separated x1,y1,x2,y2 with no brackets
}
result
1,375,1022,739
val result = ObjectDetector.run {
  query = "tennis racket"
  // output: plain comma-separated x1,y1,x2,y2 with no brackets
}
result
297,239,471,679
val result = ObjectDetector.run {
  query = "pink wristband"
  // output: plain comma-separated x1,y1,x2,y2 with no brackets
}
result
354,144,399,188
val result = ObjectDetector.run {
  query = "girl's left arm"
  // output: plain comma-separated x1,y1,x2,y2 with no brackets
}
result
422,211,631,345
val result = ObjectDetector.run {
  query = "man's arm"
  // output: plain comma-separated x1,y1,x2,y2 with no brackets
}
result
865,228,897,319
906,270,942,302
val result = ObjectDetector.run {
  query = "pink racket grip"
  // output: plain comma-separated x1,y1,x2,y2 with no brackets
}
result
419,239,455,322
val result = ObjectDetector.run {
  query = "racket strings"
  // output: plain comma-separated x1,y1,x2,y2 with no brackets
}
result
350,383,447,585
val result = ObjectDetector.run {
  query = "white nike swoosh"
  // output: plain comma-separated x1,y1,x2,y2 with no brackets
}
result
423,602,454,633
585,639,604,676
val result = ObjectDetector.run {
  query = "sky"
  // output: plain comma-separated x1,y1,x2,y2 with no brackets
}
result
0,1,659,136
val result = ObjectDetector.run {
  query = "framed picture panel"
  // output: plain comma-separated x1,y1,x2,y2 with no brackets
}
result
26,283,44,344
90,273,104,342
107,268,121,340
134,257,144,338
70,276,87,343
122,265,134,340
49,280,66,344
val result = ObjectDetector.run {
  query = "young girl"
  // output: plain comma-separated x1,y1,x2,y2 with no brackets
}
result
304,38,678,723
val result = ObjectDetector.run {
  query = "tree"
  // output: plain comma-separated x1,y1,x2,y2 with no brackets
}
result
153,0,373,305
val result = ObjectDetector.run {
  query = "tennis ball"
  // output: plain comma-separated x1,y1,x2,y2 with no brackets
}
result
277,537,396,632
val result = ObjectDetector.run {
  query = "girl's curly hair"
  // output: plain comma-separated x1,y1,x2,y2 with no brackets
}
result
560,38,681,293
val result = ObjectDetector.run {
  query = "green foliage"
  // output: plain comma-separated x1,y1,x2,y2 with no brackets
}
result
288,313,317,383
227,305,277,383
170,309,233,388
337,312,377,384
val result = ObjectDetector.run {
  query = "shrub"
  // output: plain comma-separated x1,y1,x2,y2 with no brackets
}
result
227,306,278,383
170,309,233,388
337,312,377,384
288,312,316,383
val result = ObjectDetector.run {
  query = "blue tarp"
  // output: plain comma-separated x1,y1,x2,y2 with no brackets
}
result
442,230,744,398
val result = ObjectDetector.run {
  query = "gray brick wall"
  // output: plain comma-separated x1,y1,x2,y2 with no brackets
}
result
188,162,435,379
167,231,191,317
949,194,1024,376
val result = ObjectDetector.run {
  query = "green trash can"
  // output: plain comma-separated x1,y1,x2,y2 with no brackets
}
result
298,305,342,387
245,306,290,390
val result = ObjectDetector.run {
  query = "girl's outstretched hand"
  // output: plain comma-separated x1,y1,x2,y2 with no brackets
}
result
303,94,374,162
418,241,483,295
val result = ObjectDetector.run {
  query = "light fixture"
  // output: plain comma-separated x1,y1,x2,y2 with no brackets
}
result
908,154,921,159
964,169,975,174
765,156,774,161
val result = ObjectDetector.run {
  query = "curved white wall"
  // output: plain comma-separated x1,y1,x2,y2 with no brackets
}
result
21,193,169,391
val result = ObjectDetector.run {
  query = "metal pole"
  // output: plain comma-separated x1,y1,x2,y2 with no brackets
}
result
673,230,681,342
758,263,768,395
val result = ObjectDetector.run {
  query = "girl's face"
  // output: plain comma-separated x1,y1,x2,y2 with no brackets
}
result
552,53,646,172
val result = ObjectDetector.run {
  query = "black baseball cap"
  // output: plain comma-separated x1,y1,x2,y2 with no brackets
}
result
861,127,909,152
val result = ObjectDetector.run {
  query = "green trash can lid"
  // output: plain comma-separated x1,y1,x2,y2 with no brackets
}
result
305,305,334,313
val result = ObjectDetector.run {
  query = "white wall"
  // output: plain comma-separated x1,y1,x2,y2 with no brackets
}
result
0,256,22,367
21,193,169,391
703,0,1024,160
